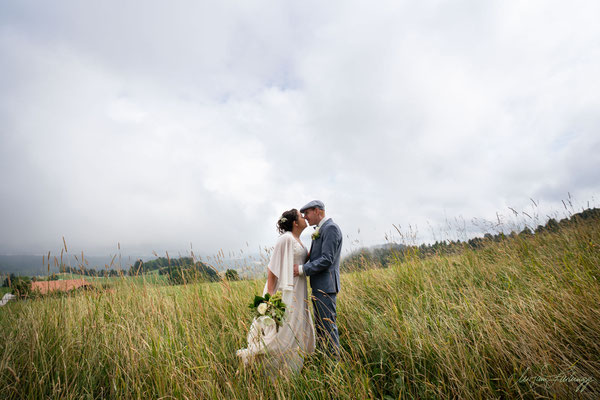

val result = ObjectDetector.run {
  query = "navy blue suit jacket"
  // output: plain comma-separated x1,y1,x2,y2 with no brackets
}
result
303,218,342,294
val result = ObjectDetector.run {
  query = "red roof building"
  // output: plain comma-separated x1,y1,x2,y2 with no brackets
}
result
31,279,93,295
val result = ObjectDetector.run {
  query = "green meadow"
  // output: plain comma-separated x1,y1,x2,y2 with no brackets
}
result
53,270,169,286
0,217,598,399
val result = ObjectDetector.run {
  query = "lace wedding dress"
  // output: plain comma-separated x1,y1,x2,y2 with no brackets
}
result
237,232,316,372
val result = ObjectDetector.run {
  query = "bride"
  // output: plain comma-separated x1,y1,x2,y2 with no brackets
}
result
236,209,316,372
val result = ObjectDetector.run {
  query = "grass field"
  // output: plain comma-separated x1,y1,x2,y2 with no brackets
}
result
52,271,169,286
0,218,598,399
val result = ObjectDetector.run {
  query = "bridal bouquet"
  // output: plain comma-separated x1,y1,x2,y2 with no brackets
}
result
248,291,287,332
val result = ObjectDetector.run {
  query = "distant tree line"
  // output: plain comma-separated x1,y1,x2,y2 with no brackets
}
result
341,244,406,272
225,269,240,281
342,207,600,272
2,274,32,298
160,263,220,285
2,273,58,288
59,265,123,277
3,257,242,288
128,257,195,275
129,257,223,285
2,274,25,288
33,274,60,282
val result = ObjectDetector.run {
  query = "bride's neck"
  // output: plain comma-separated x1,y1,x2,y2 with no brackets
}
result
291,227,303,238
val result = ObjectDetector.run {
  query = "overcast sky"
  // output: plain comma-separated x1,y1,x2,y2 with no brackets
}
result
1,0,599,259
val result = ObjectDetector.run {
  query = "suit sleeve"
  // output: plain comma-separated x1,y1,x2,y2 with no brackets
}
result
302,225,342,276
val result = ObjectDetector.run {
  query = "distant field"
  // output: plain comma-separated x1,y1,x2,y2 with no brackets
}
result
50,271,169,285
0,217,598,399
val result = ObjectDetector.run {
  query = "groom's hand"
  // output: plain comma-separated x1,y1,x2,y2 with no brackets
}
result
293,264,299,277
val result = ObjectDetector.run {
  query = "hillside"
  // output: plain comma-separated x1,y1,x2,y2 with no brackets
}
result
0,254,138,276
0,216,598,398
342,207,600,272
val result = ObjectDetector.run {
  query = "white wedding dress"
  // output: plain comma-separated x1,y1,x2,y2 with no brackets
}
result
237,232,316,372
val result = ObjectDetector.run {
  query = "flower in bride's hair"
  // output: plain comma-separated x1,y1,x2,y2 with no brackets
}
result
257,303,268,315
280,217,287,223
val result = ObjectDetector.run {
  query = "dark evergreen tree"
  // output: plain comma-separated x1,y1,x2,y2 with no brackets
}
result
225,269,240,281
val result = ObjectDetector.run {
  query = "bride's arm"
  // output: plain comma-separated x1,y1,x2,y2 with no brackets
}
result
267,270,278,295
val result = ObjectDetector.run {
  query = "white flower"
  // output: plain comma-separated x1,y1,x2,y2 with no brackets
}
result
256,316,275,330
311,227,321,240
257,302,268,315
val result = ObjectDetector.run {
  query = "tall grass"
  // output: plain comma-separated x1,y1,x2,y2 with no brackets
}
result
0,218,598,399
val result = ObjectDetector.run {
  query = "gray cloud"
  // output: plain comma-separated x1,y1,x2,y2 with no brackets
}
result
1,0,599,259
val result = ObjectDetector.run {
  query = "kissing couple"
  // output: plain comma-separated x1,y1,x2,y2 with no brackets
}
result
236,200,343,373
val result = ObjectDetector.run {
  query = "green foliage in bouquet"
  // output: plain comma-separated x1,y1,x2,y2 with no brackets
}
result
248,290,287,331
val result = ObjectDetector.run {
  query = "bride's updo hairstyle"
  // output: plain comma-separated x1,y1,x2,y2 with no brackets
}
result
277,209,299,234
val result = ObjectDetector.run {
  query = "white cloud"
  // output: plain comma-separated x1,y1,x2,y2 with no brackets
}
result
1,0,599,259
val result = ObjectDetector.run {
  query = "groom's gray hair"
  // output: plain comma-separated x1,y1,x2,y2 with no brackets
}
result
300,200,325,213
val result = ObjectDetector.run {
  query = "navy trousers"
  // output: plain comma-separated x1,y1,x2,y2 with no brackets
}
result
311,290,340,358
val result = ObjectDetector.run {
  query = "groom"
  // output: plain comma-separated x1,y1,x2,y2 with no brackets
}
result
294,200,342,359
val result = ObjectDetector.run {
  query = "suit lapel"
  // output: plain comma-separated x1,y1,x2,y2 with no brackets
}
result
309,219,331,261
